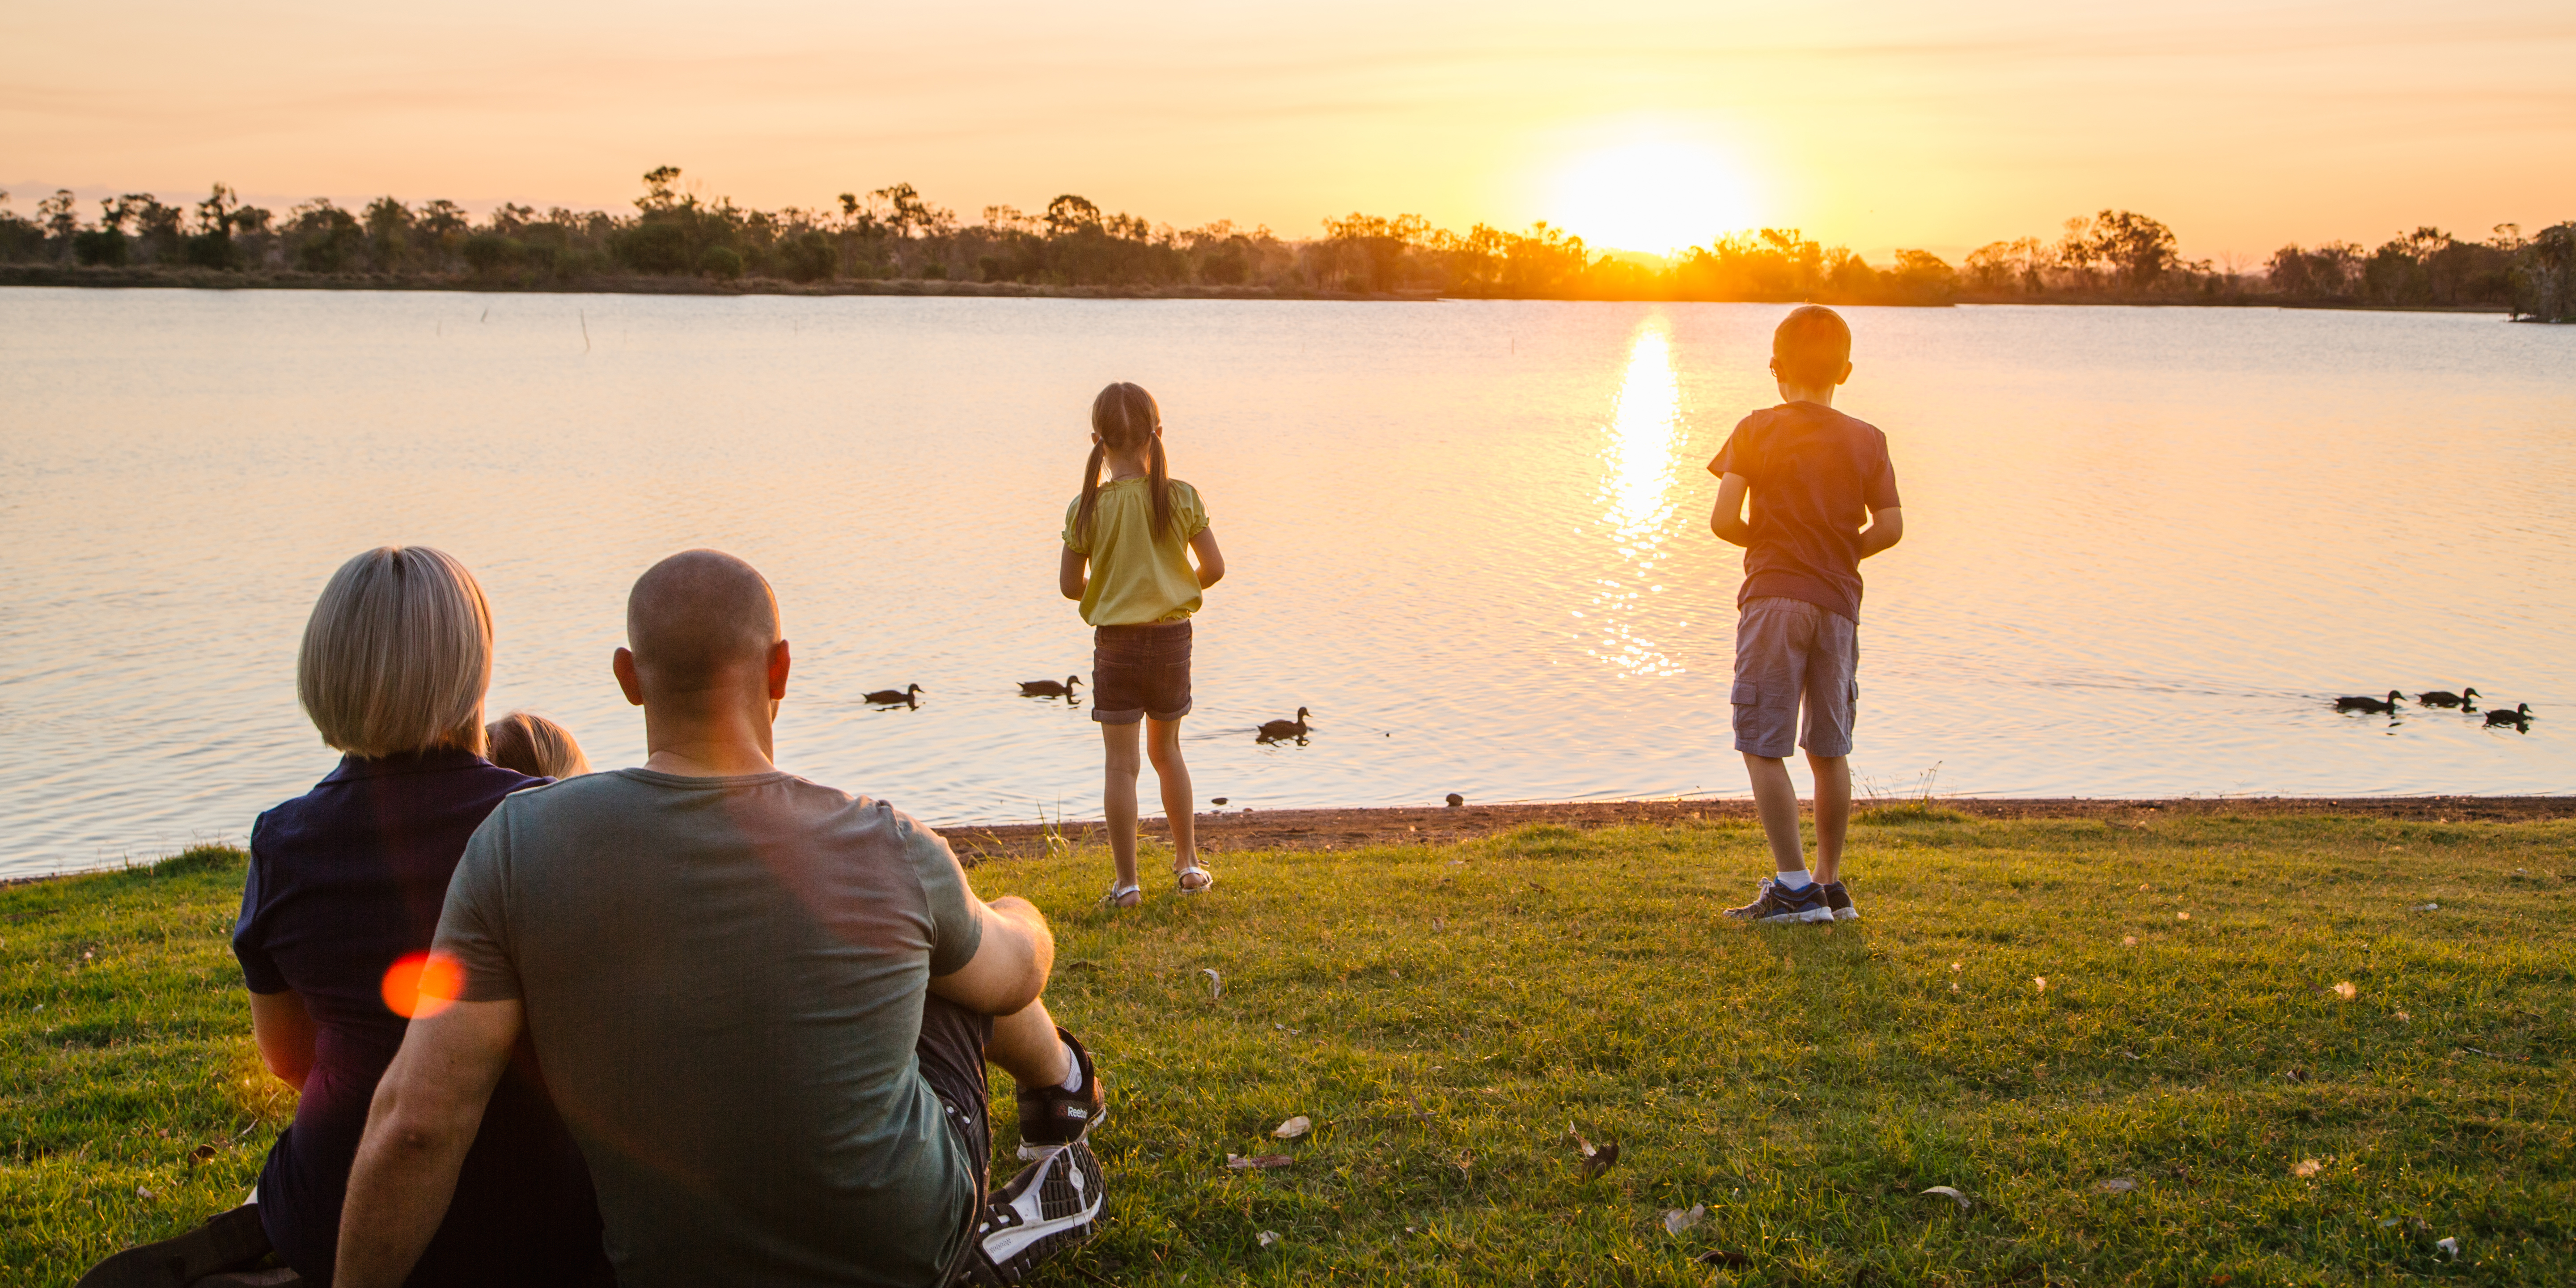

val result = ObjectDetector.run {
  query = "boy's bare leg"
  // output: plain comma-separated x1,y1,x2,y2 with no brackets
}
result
1100,723,1143,898
1742,752,1809,873
1144,717,1196,872
1808,752,1851,884
987,996,1073,1090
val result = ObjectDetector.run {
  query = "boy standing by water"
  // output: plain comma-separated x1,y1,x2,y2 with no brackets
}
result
1708,306,1905,924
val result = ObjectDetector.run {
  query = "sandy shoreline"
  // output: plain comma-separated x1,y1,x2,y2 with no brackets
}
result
9,795,2564,886
936,794,2576,864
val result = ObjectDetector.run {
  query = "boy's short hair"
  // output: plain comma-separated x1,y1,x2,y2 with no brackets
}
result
1771,305,1852,388
486,710,591,779
297,546,493,759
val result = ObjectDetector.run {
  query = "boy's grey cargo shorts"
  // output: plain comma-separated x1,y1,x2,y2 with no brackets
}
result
1731,596,1858,758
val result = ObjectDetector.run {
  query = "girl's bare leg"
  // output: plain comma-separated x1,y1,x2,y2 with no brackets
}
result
1101,722,1143,903
1144,717,1196,872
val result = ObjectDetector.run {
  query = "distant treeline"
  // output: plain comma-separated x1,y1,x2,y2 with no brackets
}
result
4,169,2571,319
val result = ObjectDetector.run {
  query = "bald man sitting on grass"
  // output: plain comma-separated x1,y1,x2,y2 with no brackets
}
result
333,550,1109,1288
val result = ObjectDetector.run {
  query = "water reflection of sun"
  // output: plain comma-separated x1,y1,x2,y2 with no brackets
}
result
1583,319,1688,677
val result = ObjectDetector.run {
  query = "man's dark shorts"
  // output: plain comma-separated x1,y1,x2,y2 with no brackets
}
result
1732,596,1858,758
1089,621,1193,725
918,993,993,1273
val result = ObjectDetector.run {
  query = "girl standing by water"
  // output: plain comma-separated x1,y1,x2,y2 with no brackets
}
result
1060,382,1225,907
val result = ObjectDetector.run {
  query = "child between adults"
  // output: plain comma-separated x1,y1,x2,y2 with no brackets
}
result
484,710,591,780
1059,382,1226,908
1707,306,1905,924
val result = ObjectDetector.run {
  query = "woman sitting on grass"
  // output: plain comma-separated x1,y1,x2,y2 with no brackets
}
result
91,548,612,1288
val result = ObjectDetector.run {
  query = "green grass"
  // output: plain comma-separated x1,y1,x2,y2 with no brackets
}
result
6,817,2572,1285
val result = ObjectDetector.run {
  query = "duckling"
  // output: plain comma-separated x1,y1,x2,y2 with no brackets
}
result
1257,707,1312,741
2332,690,2404,714
1019,675,1081,698
865,683,924,705
2417,687,2478,708
2483,703,2534,728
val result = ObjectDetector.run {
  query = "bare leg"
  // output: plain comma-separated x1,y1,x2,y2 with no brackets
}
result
1743,752,1807,873
1144,717,1196,873
1100,722,1142,902
1807,752,1850,884
987,996,1072,1090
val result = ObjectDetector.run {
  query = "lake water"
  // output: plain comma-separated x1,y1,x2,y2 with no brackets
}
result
2,289,2569,876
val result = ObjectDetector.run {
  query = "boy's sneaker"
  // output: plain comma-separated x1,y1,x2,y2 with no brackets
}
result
1015,1027,1105,1153
1723,877,1833,924
1820,881,1858,921
966,1139,1107,1284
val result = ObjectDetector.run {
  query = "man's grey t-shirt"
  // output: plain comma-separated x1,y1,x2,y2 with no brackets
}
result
432,769,984,1288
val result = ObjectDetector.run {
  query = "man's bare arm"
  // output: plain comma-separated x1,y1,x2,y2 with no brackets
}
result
1859,506,1904,559
929,896,1055,1016
1709,473,1754,547
334,997,524,1288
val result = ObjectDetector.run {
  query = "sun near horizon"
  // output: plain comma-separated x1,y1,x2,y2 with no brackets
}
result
4,0,2572,263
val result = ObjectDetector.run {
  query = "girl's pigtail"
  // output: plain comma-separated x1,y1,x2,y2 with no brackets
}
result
1148,434,1174,540
1074,442,1107,545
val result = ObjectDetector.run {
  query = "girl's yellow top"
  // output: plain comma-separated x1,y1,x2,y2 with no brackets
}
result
1062,477,1209,626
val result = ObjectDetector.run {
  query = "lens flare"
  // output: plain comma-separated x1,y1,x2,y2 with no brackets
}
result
381,951,463,1019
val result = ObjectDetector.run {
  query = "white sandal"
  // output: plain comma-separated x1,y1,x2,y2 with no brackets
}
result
1100,882,1142,910
1175,864,1214,894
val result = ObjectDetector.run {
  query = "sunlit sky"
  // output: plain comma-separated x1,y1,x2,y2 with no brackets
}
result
4,0,2571,260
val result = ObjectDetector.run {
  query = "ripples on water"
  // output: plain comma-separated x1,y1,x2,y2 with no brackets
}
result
0,290,2568,874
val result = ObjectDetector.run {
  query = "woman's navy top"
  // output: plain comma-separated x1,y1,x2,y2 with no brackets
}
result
233,747,612,1287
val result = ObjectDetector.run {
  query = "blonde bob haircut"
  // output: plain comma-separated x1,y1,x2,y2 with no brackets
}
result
298,546,494,758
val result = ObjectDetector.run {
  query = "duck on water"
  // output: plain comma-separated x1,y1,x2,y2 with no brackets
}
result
2417,687,2479,709
2484,703,2536,728
865,683,924,707
2333,690,2404,714
1019,676,1081,699
1258,707,1312,742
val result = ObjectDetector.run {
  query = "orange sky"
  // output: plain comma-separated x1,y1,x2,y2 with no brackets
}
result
4,0,2572,261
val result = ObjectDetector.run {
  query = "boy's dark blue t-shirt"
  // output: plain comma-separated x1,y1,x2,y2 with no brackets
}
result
1707,401,1902,622
233,748,610,1287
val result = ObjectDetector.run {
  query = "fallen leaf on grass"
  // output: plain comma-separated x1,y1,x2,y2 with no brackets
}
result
188,1145,216,1164
2176,911,2191,921
2415,902,2440,911
1256,1230,1279,1247
2033,976,2048,992
1950,982,1960,992
1226,1154,1292,1170
1272,1115,1311,1140
2332,981,2358,1001
2394,1010,2411,1021
1566,1124,1620,1179
1695,1249,1753,1267
1920,1186,1972,1211
1950,962,1962,972
1202,969,1223,1000
136,1187,154,1199
2436,1237,2460,1258
1662,1204,1706,1234
2292,1158,2323,1178
2122,935,2138,946
2092,1178,2136,1194
2285,1068,2308,1082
